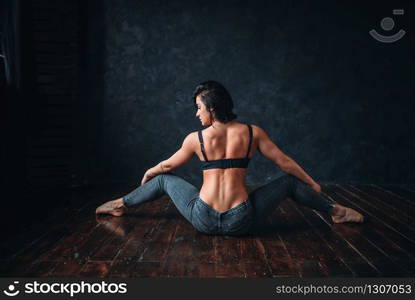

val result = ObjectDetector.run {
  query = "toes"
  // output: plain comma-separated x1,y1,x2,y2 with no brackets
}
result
331,210,364,224
95,201,122,216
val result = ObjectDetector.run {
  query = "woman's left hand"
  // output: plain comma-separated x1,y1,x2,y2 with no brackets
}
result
311,183,322,193
140,170,155,186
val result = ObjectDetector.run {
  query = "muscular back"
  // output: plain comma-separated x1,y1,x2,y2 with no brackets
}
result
162,120,289,212
194,122,260,212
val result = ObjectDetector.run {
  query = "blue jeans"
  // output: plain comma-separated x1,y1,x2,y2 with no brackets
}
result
122,172,335,236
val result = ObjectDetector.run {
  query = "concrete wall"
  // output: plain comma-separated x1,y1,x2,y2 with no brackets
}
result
81,0,414,186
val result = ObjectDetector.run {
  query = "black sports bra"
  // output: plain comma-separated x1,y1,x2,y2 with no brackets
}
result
198,124,253,170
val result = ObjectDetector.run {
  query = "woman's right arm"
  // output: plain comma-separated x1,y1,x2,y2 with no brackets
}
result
254,125,321,192
140,132,196,185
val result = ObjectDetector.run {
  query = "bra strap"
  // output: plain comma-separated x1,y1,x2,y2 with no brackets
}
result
246,124,253,158
198,130,209,161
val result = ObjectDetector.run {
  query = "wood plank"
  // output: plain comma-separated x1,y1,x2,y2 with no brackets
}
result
192,231,215,263
297,206,380,277
374,185,415,206
214,234,241,263
49,225,110,277
37,232,94,262
89,216,138,261
0,189,94,260
333,186,415,261
343,185,415,223
108,199,168,277
40,190,136,276
6,227,71,276
322,185,415,276
354,184,415,214
333,185,415,242
296,260,325,277
138,202,178,263
186,263,216,278
254,204,298,277
78,199,169,276
5,197,97,267
268,202,326,277
284,200,354,277
291,199,378,277
6,182,415,278
242,262,271,277
213,235,245,278
128,262,163,278
79,261,110,278
239,236,272,277
160,216,216,277
332,186,415,248
23,261,58,277
0,217,63,261
37,197,113,263
0,260,14,276
258,233,299,277
51,259,86,277
3,186,132,275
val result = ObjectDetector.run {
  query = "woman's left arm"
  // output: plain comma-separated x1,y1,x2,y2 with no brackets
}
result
140,133,196,185
283,157,321,193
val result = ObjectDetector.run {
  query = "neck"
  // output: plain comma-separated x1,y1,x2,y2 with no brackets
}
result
211,120,235,129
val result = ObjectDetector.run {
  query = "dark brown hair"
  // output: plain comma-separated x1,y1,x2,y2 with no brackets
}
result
192,80,237,123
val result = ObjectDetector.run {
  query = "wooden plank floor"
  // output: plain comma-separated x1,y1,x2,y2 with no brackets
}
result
1,183,414,278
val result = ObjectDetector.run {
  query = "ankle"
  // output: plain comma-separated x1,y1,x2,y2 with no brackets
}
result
330,204,340,216
114,198,126,209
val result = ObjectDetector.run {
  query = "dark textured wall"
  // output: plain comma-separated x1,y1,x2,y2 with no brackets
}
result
81,0,414,186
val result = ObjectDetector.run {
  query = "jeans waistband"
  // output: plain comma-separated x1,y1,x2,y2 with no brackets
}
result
197,197,251,217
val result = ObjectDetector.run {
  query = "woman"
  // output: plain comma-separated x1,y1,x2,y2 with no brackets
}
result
96,81,364,236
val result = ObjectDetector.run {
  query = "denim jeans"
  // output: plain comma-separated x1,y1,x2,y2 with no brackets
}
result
122,172,335,236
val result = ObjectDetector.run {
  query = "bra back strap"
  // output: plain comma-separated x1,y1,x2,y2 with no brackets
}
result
198,130,209,162
246,124,253,158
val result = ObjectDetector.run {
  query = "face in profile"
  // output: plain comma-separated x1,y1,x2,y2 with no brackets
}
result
195,95,213,126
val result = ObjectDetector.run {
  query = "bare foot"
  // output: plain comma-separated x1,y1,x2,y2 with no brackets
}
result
331,204,364,223
95,198,126,217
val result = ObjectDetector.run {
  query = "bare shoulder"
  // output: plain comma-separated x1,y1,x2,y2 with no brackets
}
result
250,124,267,139
183,131,199,150
249,124,289,167
185,131,198,139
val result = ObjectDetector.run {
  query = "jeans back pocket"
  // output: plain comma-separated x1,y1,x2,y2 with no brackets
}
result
191,199,218,234
221,200,254,235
